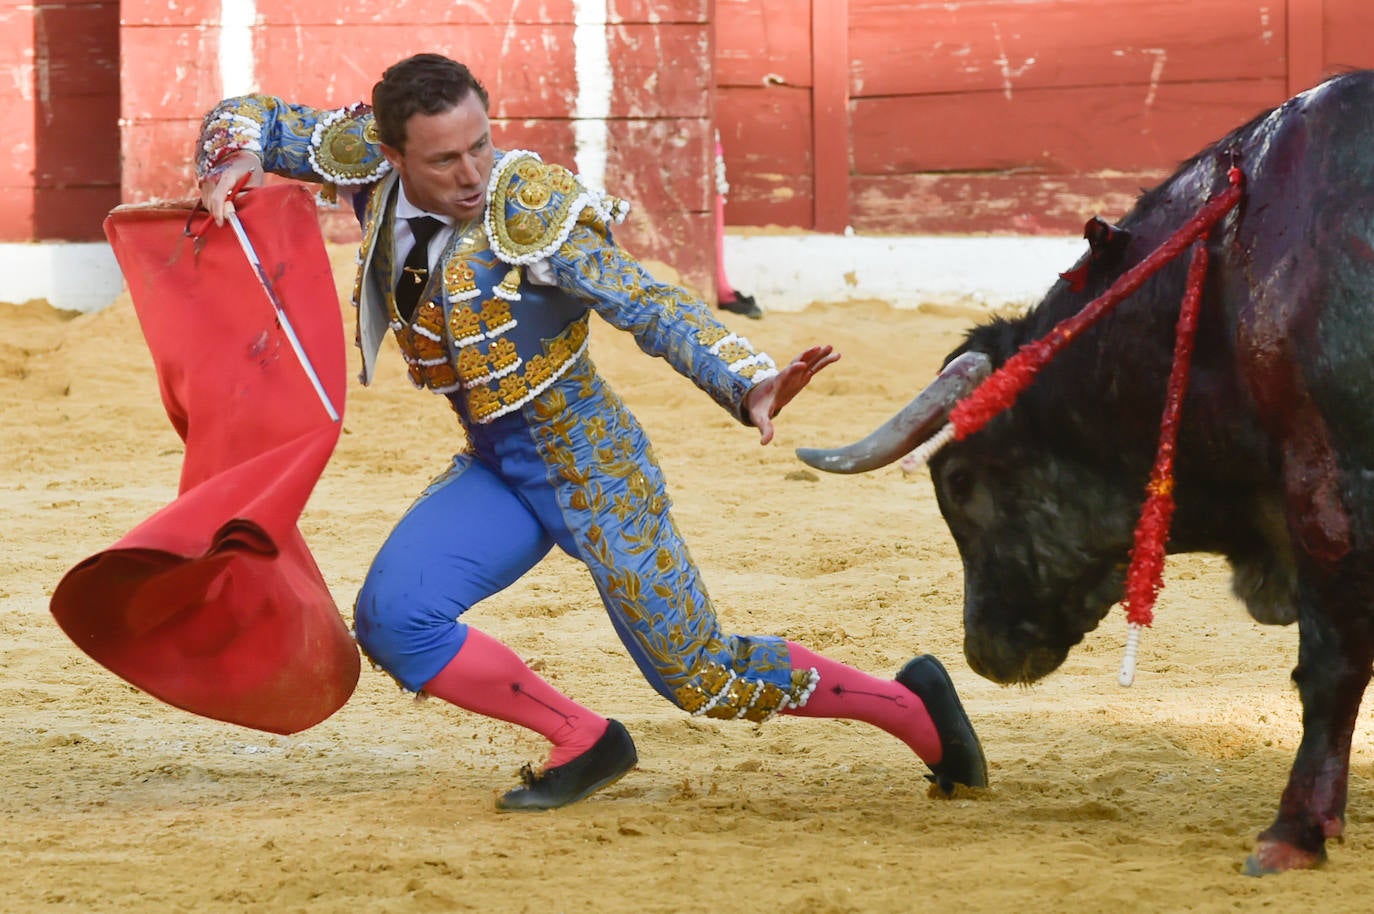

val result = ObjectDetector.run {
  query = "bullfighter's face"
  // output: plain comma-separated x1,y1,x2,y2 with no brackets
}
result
383,92,495,223
929,435,1135,684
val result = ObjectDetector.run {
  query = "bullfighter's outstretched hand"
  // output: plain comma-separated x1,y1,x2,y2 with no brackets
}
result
745,344,840,445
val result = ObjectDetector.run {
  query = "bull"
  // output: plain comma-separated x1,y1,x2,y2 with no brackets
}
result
797,69,1374,874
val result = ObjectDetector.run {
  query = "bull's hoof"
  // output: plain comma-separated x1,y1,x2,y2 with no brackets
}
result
1242,840,1326,876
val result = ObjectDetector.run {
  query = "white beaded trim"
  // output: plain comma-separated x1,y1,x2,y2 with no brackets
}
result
485,317,517,337
461,357,523,389
785,668,821,711
707,333,779,382
707,332,745,356
691,670,737,717
307,105,393,186
451,313,518,349
471,334,591,423
685,665,819,722
197,114,263,177
730,353,777,375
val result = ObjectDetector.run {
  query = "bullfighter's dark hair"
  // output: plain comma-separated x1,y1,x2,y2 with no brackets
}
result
371,53,490,150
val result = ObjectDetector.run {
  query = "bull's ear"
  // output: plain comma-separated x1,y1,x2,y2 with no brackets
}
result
1058,263,1089,292
1084,216,1131,261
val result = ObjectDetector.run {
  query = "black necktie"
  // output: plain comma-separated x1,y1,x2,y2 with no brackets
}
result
395,216,443,322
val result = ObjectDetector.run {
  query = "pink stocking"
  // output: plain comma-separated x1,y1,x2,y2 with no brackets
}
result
781,642,942,763
715,189,736,301
713,134,737,302
422,627,608,768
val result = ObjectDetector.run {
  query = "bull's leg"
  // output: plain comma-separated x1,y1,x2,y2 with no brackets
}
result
1247,575,1374,875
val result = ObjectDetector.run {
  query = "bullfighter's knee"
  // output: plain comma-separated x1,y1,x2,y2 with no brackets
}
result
353,569,467,693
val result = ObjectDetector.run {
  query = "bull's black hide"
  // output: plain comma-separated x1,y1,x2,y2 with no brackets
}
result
800,69,1374,874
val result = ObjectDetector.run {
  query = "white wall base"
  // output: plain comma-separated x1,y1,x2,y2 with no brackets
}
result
1,234,1086,315
723,233,1083,312
0,243,126,313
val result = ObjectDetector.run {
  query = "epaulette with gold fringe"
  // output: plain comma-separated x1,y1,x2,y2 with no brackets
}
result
484,150,630,266
308,104,391,186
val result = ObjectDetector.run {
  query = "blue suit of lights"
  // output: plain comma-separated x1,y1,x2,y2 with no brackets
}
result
196,97,818,721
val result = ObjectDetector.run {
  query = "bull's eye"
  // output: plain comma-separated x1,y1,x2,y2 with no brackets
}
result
944,465,974,502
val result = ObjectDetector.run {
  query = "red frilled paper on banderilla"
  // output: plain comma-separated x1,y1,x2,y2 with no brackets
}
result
50,185,360,734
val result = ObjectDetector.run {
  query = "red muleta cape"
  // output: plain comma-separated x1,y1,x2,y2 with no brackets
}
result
50,185,360,734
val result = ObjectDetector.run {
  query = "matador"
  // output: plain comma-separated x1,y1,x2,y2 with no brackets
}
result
195,53,988,810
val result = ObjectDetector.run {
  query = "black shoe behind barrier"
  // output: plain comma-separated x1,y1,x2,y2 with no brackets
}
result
719,292,763,320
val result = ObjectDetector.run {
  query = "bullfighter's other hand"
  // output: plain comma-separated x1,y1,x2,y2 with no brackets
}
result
745,344,840,445
199,151,265,226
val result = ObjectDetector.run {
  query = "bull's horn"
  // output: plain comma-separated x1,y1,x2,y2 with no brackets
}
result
795,351,992,474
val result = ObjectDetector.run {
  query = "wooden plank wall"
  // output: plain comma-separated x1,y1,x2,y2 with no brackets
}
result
0,2,37,241
0,0,120,242
716,0,1374,235
6,1,1373,250
714,0,815,229
117,0,717,295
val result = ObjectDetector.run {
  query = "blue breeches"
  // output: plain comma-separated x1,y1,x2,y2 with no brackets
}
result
353,367,815,721
353,457,553,688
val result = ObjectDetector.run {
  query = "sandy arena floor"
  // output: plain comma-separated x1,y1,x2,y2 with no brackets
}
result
5,246,1374,913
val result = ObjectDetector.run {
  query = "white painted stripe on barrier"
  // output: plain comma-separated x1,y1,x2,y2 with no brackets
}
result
219,0,257,96
572,0,611,191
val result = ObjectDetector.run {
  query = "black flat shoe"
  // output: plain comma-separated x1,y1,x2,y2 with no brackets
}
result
496,719,638,812
896,655,989,795
719,292,763,319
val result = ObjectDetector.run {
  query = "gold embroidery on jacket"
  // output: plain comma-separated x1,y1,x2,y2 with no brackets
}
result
461,317,590,422
521,361,815,721
312,111,389,184
393,300,459,391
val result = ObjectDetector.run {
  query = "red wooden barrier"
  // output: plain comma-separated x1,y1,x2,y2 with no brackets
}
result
2,0,119,242
9,1,1374,251
118,3,717,297
717,0,1374,235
